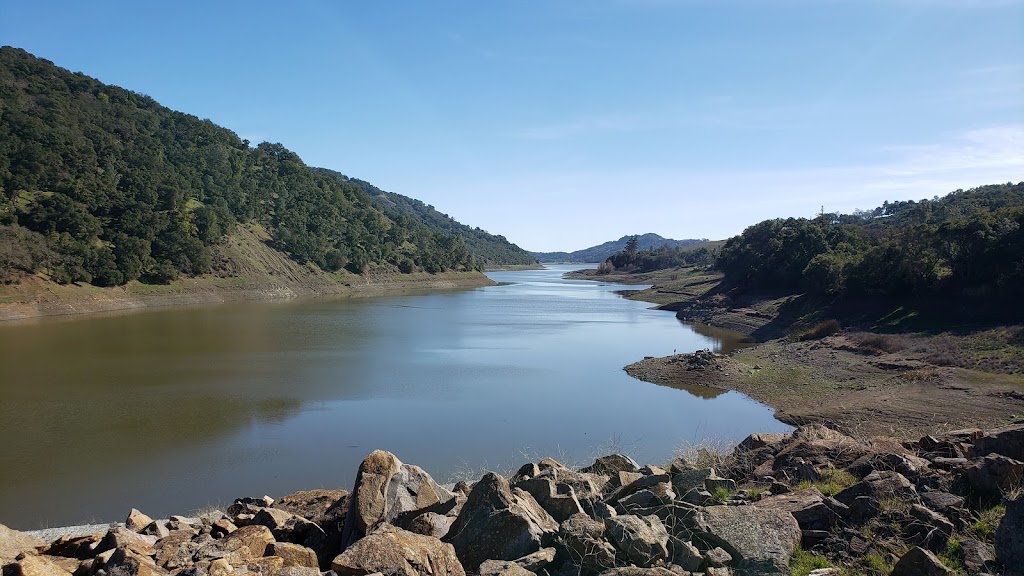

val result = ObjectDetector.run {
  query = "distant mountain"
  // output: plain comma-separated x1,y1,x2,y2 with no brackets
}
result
529,234,709,263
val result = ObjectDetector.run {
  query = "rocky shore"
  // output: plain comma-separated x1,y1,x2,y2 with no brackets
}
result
3,423,1023,576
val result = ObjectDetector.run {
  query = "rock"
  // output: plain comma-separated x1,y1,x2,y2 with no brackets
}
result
268,542,319,569
703,478,736,494
737,433,790,452
670,468,716,495
210,519,236,539
556,513,616,572
890,546,953,576
44,533,103,560
996,496,1024,572
104,547,168,576
153,530,206,570
194,525,274,566
250,507,327,554
478,560,534,576
581,455,640,477
331,524,464,576
126,509,156,533
973,423,1024,460
920,491,965,514
618,483,676,514
960,539,995,574
141,522,169,539
11,555,73,576
341,451,456,548
444,473,557,572
514,477,585,522
512,548,555,571
964,454,1024,492
406,512,452,539
605,515,669,567
752,488,842,532
833,471,916,519
597,568,677,576
1,523,45,564
907,504,953,551
275,488,348,562
97,527,158,557
250,555,284,574
277,568,320,576
690,505,800,574
668,538,702,572
703,546,732,568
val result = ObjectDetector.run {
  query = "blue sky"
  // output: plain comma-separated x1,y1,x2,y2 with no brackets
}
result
2,1,1022,251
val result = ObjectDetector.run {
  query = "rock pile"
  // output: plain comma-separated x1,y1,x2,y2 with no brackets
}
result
2,424,1023,576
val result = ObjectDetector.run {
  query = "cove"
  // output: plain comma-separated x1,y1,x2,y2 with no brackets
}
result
0,265,790,529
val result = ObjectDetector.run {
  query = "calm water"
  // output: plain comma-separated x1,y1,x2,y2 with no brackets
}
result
0,265,789,529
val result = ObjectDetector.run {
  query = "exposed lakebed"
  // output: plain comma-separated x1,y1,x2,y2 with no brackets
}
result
0,265,789,529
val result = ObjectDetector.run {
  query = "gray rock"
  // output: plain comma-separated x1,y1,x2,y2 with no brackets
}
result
194,525,274,566
920,491,964,513
125,509,155,534
690,505,800,574
752,488,841,532
703,546,732,568
581,454,640,477
557,513,616,572
268,542,319,569
670,468,716,496
964,454,1024,492
668,538,702,572
104,547,167,576
605,515,669,567
834,470,916,520
514,477,585,522
406,512,452,539
996,496,1024,573
907,504,953,551
973,423,1024,461
960,539,995,574
478,560,534,576
250,507,328,566
596,568,677,576
618,483,676,514
513,547,556,571
890,546,953,576
443,473,557,572
331,524,465,576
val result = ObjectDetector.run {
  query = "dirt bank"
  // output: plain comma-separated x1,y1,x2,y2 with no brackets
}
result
576,266,1024,440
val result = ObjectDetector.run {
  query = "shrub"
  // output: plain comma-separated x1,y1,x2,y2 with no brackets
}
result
793,319,841,341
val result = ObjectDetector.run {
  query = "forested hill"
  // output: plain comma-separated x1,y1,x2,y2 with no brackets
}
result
314,169,535,267
0,46,534,287
529,233,707,263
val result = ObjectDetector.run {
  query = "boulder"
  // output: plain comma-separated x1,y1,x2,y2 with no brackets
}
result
703,546,732,567
153,530,206,570
97,527,158,557
960,539,995,574
194,525,274,566
10,555,74,576
752,487,843,532
907,504,953,551
406,512,453,539
268,542,319,569
919,491,964,514
514,477,585,522
690,505,800,574
580,454,640,477
331,524,464,576
341,451,455,548
275,488,349,562
604,515,669,567
890,546,953,576
964,454,1024,492
250,507,327,559
973,423,1024,460
596,568,677,576
478,559,534,576
737,433,790,452
556,513,616,571
996,496,1024,572
833,471,916,519
668,538,702,572
44,533,103,560
126,509,156,533
443,473,557,572
512,548,555,571
104,547,168,576
1,523,45,564
617,483,676,514
141,521,169,539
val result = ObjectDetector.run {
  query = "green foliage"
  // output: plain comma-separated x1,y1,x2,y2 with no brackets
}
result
794,467,857,496
605,243,717,273
713,183,1024,313
789,547,831,576
968,504,1005,540
0,47,533,287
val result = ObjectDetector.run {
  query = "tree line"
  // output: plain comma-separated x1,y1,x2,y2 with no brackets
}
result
0,47,534,286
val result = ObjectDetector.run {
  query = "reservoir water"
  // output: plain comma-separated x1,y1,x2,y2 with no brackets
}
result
0,265,789,529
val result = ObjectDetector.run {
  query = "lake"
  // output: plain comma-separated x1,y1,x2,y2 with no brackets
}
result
0,265,789,529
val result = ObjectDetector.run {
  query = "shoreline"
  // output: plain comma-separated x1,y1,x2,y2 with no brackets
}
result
574,266,1024,440
0,271,496,323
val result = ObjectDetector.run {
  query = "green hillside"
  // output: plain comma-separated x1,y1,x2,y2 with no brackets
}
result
529,233,707,263
0,47,533,287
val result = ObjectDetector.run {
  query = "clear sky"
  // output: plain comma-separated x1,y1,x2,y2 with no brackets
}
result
2,1,1022,251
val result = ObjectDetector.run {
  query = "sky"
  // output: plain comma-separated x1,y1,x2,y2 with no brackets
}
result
2,1,1022,251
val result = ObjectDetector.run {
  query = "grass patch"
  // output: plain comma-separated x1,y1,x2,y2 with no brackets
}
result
789,547,831,576
968,503,1005,540
939,537,966,575
796,468,858,497
711,486,731,504
857,551,894,575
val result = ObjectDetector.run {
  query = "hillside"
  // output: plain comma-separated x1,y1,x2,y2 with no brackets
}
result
529,233,707,263
0,46,534,291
